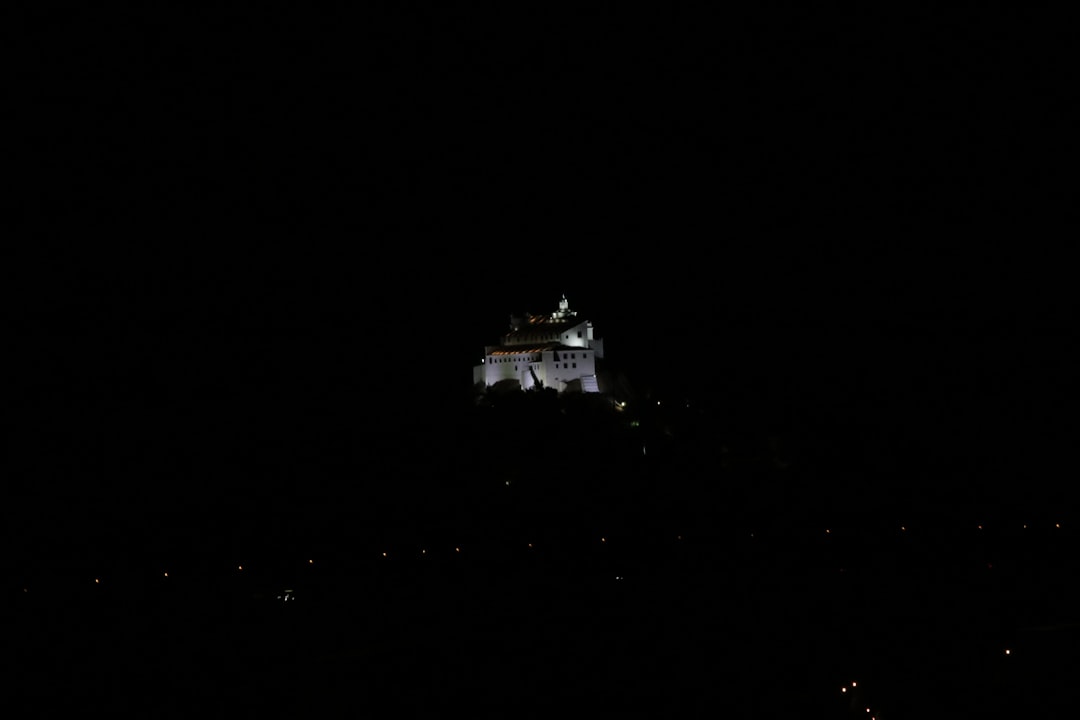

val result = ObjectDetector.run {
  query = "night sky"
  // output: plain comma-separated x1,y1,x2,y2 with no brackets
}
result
7,6,1078,716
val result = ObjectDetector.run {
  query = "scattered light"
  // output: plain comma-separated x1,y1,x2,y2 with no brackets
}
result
238,566,243,571
94,578,100,584
421,549,427,555
601,537,606,543
163,572,168,578
1005,649,1011,655
825,529,831,535
901,526,906,531
978,525,983,530
841,687,847,693
455,547,460,553
527,543,533,548
852,682,857,687
1056,523,1061,528
505,480,511,486
308,559,314,564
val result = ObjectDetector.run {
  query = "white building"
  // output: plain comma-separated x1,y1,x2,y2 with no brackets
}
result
473,295,605,394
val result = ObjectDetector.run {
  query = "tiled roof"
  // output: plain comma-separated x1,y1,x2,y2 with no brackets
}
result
489,345,558,356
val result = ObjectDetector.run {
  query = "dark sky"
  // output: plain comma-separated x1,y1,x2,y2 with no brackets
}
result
8,6,1075,504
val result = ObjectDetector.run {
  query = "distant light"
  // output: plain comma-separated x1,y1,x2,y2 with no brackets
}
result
505,480,511,486
94,578,100,584
308,559,314,564
841,687,847,693
455,547,461,552
163,572,168,578
238,565,243,571
382,552,388,557
1004,649,1011,655
1056,523,1061,528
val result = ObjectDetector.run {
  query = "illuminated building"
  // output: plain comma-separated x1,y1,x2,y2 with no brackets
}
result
473,295,605,393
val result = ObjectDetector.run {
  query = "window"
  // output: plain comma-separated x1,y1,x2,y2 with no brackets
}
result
572,363,577,368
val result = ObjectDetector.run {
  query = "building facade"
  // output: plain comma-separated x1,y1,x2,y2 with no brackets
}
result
473,295,605,393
